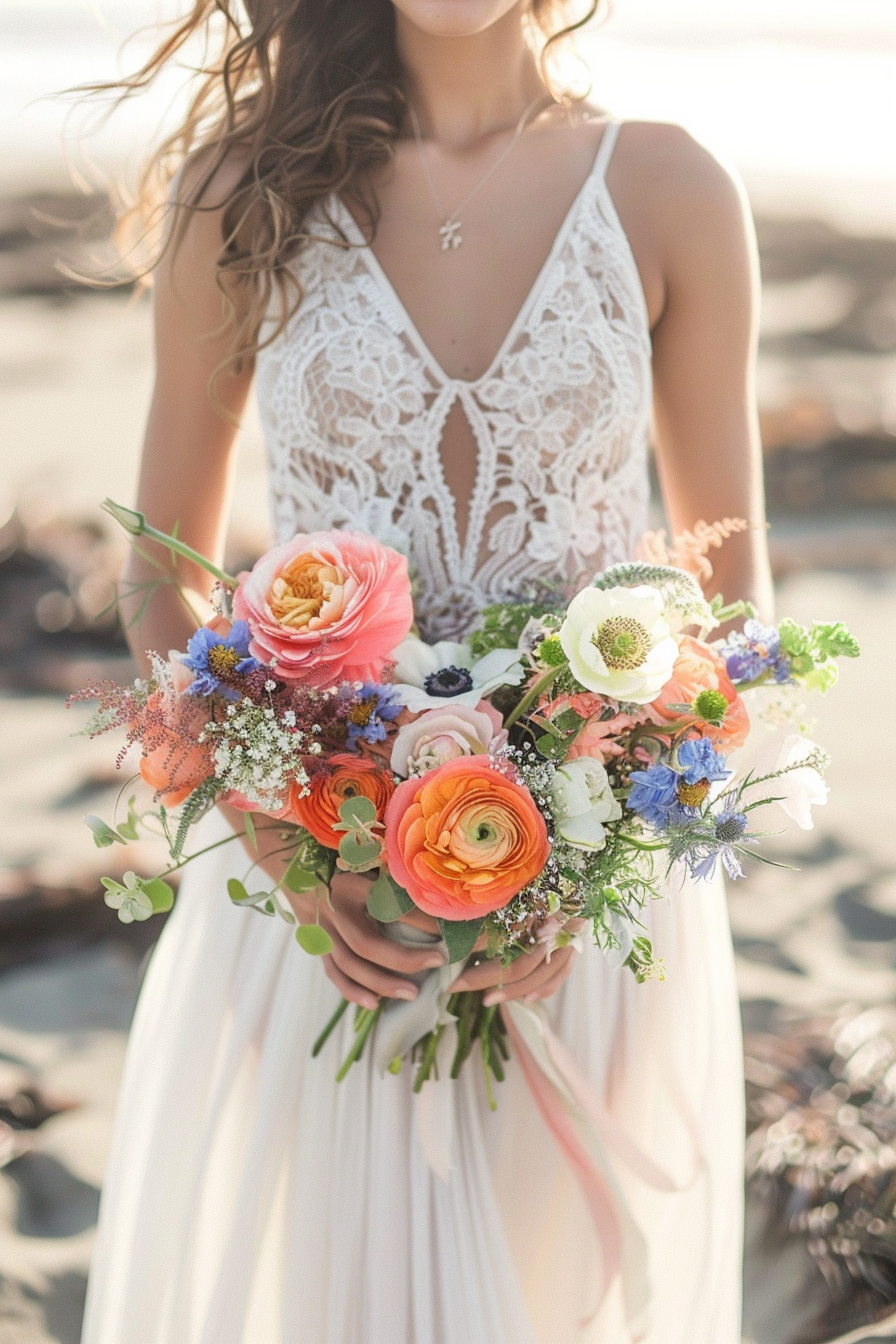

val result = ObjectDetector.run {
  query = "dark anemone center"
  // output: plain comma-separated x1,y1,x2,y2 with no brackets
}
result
423,665,474,697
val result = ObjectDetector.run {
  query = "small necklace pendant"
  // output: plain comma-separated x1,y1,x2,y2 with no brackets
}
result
439,219,462,250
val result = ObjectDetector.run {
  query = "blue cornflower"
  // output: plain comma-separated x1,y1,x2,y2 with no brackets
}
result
182,620,262,699
690,808,748,881
719,619,792,686
345,682,403,748
627,762,682,830
676,737,731,786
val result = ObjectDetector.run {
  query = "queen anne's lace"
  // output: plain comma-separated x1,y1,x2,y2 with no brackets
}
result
257,121,652,641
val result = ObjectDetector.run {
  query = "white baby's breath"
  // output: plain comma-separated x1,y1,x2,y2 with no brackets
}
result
202,697,312,810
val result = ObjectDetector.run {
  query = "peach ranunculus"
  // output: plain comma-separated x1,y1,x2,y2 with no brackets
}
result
288,753,395,850
390,700,507,779
649,635,750,750
137,661,215,806
385,756,550,920
232,531,413,687
540,692,644,764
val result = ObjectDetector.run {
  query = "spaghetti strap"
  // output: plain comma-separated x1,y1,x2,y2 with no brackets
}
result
593,119,622,181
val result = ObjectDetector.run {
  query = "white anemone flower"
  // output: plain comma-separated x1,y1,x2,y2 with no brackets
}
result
559,584,678,703
551,757,622,850
390,635,524,711
773,734,829,829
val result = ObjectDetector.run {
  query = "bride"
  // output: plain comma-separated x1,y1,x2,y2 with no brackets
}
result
81,0,773,1340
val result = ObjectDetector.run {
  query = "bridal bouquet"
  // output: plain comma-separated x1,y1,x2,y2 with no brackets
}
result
73,502,859,1094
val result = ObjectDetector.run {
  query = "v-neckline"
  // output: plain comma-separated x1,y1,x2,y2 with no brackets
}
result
332,128,610,389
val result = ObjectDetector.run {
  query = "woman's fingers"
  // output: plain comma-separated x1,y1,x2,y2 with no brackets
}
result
325,927,420,1002
482,946,576,1006
517,952,577,1003
451,943,549,993
322,956,379,1011
328,874,446,975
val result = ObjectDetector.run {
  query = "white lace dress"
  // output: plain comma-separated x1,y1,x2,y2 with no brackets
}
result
81,122,744,1344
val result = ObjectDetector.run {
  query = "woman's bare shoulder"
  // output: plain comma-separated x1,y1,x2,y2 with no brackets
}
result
613,119,752,242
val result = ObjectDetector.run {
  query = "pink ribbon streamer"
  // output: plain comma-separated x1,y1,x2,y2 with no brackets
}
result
502,1001,704,1339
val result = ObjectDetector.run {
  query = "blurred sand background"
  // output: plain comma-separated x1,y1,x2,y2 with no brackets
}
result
0,2,895,1342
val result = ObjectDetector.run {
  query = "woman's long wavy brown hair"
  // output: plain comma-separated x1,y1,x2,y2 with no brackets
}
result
95,0,601,381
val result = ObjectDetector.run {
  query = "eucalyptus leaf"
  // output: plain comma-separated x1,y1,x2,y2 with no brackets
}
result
438,917,485,964
283,862,323,894
366,872,415,922
85,815,124,848
228,878,271,908
141,877,175,913
295,923,334,956
337,831,383,871
336,795,378,829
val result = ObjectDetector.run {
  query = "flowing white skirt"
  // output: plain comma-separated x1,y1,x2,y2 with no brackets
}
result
81,808,744,1344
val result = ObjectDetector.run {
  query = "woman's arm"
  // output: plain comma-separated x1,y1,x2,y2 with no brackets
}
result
124,173,438,1006
642,125,774,619
120,172,252,667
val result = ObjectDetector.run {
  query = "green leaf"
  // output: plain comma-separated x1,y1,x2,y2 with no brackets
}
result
227,877,269,907
141,877,175,913
85,815,124,848
336,795,378,829
283,861,323,894
337,831,383,871
811,620,860,660
535,732,566,760
366,872,415,922
116,797,141,842
295,923,334,956
243,811,257,853
438,917,486,964
552,709,582,734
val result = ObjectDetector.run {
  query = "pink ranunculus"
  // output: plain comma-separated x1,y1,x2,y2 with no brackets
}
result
232,531,413,687
390,700,507,779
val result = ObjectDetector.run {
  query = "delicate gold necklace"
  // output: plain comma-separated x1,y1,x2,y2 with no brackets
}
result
408,96,552,251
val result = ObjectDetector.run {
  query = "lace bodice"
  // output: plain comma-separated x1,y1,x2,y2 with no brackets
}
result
257,120,652,641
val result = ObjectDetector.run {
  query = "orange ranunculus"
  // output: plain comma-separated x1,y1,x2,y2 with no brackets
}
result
138,685,216,806
385,756,550,921
649,635,749,750
288,753,395,849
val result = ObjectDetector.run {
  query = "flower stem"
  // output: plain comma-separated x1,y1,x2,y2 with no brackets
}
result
102,498,238,590
504,665,562,730
311,997,350,1057
618,834,667,853
335,1001,383,1082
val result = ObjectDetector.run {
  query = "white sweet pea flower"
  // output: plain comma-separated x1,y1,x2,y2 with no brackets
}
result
559,584,678,703
103,872,154,924
390,635,523,711
773,734,829,829
551,757,622,850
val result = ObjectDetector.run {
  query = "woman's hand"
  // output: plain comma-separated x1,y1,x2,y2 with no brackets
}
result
451,920,585,1006
286,872,447,1011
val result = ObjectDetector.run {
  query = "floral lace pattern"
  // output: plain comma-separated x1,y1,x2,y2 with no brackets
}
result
257,121,652,641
